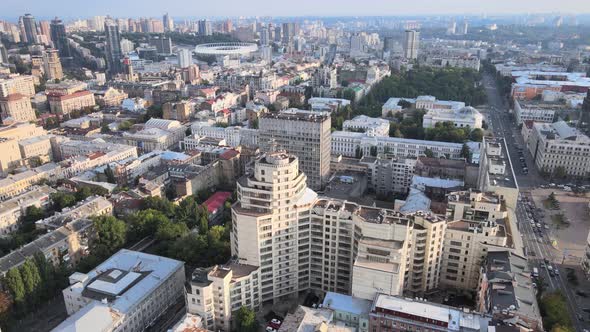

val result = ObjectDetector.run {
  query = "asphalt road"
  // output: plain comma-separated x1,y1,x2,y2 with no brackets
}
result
483,72,588,331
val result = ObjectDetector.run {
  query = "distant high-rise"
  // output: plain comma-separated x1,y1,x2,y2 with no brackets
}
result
198,20,211,36
178,49,192,68
21,14,38,44
104,20,123,77
260,26,269,45
0,44,8,64
43,49,64,81
163,13,173,32
383,37,395,52
273,26,282,43
50,18,71,59
403,29,420,60
459,20,469,35
281,22,296,44
259,110,331,190
149,35,173,54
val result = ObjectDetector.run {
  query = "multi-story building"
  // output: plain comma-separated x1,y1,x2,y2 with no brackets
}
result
186,263,260,331
513,99,559,124
527,121,590,178
343,115,390,137
55,250,185,332
360,155,416,195
583,230,590,276
0,185,55,236
0,122,46,141
332,131,465,160
163,100,193,121
50,18,71,58
259,109,331,190
18,135,54,165
122,118,186,152
43,49,64,81
0,218,94,276
477,250,542,330
0,137,22,172
422,106,483,129
478,137,519,210
403,30,420,60
48,90,96,115
104,19,123,76
440,190,509,290
232,151,447,309
94,87,128,107
0,74,36,98
369,293,491,332
0,93,37,123
21,14,38,44
382,95,465,117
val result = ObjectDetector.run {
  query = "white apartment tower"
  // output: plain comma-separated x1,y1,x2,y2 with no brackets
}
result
403,30,420,60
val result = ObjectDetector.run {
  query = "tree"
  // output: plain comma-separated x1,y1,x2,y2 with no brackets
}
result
250,118,259,129
19,259,42,305
118,120,133,131
23,206,45,224
233,306,258,332
4,268,25,306
469,128,484,142
155,219,189,241
423,148,435,158
92,216,127,258
104,164,117,184
460,143,472,163
539,292,574,332
199,215,209,235
127,209,169,241
397,99,412,109
33,253,56,299
50,192,77,211
101,124,111,133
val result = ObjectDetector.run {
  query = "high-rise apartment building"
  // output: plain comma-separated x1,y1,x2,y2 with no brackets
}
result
403,30,420,60
163,13,173,32
21,14,38,44
43,49,64,81
260,26,269,45
104,20,123,76
198,20,212,36
0,44,8,63
50,18,71,58
178,49,192,68
259,109,331,191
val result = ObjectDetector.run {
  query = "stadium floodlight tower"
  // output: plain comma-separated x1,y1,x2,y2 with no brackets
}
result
194,42,258,68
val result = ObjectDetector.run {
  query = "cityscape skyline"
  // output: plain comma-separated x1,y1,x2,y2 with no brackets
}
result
2,0,590,20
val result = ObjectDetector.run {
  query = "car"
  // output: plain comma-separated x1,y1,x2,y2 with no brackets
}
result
540,262,546,268
544,225,549,230
554,269,560,276
544,258,549,264
266,327,277,332
271,319,282,326
549,270,555,277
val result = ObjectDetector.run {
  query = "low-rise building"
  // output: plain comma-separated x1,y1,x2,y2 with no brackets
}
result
382,95,465,117
122,118,186,152
513,99,559,124
48,90,96,115
477,250,542,331
0,185,55,235
0,137,22,172
0,74,36,98
343,115,390,137
322,292,371,332
18,135,54,164
94,87,128,107
423,106,483,129
55,250,185,332
163,100,194,122
369,293,491,332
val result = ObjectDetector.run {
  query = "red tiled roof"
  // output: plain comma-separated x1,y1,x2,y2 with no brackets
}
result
219,149,239,160
202,191,232,214
48,90,93,101
0,93,26,102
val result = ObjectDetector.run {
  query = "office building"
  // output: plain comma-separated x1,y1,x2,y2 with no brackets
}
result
21,14,38,44
43,49,64,81
50,18,71,58
260,26,269,45
259,109,331,191
0,93,36,123
178,49,192,68
198,20,212,36
163,13,173,32
104,20,123,76
527,121,590,178
403,30,419,60
55,250,185,332
477,250,542,330
149,35,173,54
513,99,559,125
369,294,490,332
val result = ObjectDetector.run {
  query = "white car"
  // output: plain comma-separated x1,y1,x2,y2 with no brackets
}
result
271,319,282,325
266,327,277,332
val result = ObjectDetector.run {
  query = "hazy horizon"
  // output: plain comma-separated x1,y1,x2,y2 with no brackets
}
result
1,0,589,21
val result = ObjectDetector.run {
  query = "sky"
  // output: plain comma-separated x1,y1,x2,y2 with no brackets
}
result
1,0,589,20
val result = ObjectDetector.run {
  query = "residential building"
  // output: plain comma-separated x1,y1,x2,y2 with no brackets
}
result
44,49,64,81
48,90,96,115
94,87,128,107
440,190,509,290
55,250,185,332
36,195,113,230
259,109,331,190
18,135,54,164
369,293,491,332
0,137,22,172
0,93,37,123
50,18,71,58
186,263,260,331
104,19,123,76
423,106,483,129
163,100,193,121
0,218,94,276
359,155,416,195
0,74,36,98
0,185,55,236
403,30,420,60
527,121,590,178
343,115,390,137
21,14,38,44
178,49,192,68
0,122,46,141
477,250,542,330
187,124,259,149
513,99,560,124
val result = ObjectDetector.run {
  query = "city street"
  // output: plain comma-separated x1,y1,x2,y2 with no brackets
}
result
482,72,589,331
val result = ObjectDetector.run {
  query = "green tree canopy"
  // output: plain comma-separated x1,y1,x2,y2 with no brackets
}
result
92,216,127,258
233,306,258,332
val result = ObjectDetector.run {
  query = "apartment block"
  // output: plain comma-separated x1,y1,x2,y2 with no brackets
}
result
477,137,518,210
259,109,331,191
0,93,37,123
186,263,260,331
0,137,22,172
48,90,96,115
513,99,558,125
0,74,36,98
0,185,55,235
527,121,590,178
360,155,416,195
56,250,185,332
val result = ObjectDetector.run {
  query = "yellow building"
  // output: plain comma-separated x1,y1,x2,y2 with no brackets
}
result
0,93,37,123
